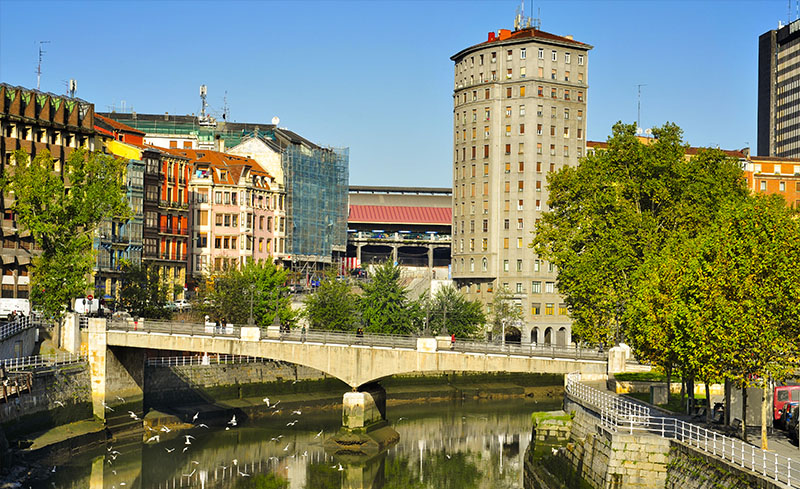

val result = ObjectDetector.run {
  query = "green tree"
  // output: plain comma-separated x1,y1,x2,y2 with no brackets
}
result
199,261,293,327
118,261,171,319
359,261,418,334
420,285,486,338
488,287,523,342
235,472,289,489
3,149,128,320
533,122,748,345
303,269,359,331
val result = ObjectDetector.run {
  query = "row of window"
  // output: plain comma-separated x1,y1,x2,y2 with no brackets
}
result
455,197,543,216
456,104,583,127
455,66,586,90
457,48,584,70
455,142,582,164
455,256,555,274
455,85,585,107
455,161,566,183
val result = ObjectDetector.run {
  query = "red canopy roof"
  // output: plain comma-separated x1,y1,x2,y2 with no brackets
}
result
349,205,451,225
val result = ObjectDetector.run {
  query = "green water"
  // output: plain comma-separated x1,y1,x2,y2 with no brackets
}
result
29,397,561,489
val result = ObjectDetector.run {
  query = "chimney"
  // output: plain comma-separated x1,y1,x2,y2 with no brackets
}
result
565,35,574,40
164,112,169,121
488,31,496,41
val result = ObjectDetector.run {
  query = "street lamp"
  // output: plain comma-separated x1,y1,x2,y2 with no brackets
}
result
248,284,255,326
501,318,506,347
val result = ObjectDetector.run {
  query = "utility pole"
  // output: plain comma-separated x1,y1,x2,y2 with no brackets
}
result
36,41,50,90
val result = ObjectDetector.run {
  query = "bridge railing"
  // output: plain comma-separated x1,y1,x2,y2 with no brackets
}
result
106,320,607,360
0,317,42,342
1,352,86,371
566,373,800,488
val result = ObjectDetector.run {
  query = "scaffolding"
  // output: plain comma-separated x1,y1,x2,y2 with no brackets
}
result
283,145,349,275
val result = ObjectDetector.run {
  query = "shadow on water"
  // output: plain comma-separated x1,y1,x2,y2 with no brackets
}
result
30,396,561,489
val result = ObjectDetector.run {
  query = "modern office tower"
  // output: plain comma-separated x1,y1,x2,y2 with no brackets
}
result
450,25,591,345
759,19,800,157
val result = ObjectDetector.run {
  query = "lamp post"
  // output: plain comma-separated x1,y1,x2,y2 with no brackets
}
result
248,284,255,326
501,318,506,347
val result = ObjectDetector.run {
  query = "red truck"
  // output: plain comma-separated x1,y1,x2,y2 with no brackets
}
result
774,385,800,428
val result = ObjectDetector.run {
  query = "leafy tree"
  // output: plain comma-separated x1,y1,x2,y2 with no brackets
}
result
303,268,359,331
117,261,171,319
488,287,523,342
199,261,293,327
533,122,748,345
420,285,486,338
235,472,288,489
359,260,418,334
3,149,128,320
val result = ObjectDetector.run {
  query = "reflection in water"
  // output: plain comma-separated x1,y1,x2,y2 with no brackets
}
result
31,397,557,489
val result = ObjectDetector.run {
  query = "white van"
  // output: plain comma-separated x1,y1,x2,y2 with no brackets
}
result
73,298,109,316
0,299,30,320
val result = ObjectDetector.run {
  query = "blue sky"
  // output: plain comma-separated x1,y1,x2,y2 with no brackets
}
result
0,0,786,186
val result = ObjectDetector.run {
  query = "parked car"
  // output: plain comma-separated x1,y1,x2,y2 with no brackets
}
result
174,299,191,311
787,406,799,443
289,284,306,294
774,385,800,427
350,268,367,279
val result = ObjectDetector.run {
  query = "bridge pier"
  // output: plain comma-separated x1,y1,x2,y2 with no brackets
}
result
326,383,399,457
88,318,144,431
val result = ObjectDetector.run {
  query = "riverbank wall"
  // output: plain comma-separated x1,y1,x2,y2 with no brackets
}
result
524,396,786,489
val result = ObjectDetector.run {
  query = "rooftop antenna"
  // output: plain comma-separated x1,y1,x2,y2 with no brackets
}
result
222,90,229,121
35,41,50,90
68,79,77,98
199,84,208,119
636,84,647,130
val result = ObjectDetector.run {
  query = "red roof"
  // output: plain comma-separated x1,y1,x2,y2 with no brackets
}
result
95,114,145,135
349,205,451,225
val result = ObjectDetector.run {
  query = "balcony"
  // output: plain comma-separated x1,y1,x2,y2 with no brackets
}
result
158,200,189,211
159,226,189,236
159,252,186,262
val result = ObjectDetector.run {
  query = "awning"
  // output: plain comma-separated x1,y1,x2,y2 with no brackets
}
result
17,255,30,265
1,255,14,264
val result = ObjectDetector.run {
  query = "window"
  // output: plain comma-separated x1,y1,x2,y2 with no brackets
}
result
545,281,555,293
564,71,570,82
578,54,584,65
536,161,542,172
507,68,513,79
482,257,488,271
551,50,557,61
536,199,541,210
559,303,568,315
504,237,509,248
507,87,513,98
484,145,490,158
538,66,544,77
537,123,543,135
520,66,526,78
516,283,523,293
538,48,544,59
537,86,543,97
504,200,510,211
505,162,511,173
470,239,475,251
482,238,488,250
564,127,569,138
484,126,490,138
536,180,542,192
520,47,526,59
482,219,488,232
564,145,569,157
780,181,786,192
551,69,557,80
577,109,583,120
519,161,524,172
565,52,571,63
518,143,524,154
518,181,524,191
503,260,509,272
537,143,543,154
517,218,524,229
534,260,540,272
537,105,543,117
564,89,570,101
507,49,513,61
578,128,583,139
470,258,475,272
505,106,512,117
550,125,556,136
485,108,491,120
517,237,523,248
565,108,570,119
760,181,767,191
520,86,526,97
551,106,556,118
483,163,489,176
545,303,554,315
516,260,523,272
551,87,557,98
519,105,525,116
531,281,541,294
504,181,510,193
578,91,584,102
505,144,511,155
532,303,541,315
472,90,477,101
550,144,556,156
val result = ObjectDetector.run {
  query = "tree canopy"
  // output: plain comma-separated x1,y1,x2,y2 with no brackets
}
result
118,261,171,319
533,122,748,345
198,261,293,327
358,261,419,334
3,149,129,319
420,285,486,338
303,269,359,331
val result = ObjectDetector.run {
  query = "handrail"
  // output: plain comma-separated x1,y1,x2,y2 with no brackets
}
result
0,317,43,342
565,373,800,488
1,352,86,371
107,320,607,361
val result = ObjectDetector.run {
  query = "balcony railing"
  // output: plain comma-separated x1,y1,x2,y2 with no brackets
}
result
159,226,189,236
349,231,452,243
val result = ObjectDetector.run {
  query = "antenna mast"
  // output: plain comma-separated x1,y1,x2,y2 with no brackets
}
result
199,85,208,119
36,41,50,90
636,84,647,130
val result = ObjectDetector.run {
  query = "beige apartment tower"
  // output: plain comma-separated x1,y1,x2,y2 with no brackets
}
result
450,26,592,345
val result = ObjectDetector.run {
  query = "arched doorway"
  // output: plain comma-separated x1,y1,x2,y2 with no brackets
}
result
544,327,553,345
556,327,567,347
505,326,521,345
531,328,539,344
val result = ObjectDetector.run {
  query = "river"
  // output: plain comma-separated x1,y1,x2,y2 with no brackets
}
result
27,395,562,489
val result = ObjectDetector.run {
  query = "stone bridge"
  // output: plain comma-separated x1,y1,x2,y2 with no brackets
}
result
84,318,608,432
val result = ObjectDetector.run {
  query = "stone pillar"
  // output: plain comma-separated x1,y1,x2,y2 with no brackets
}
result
427,246,433,269
61,312,81,354
343,383,387,430
607,346,626,376
88,318,144,431
391,245,398,264
356,244,362,264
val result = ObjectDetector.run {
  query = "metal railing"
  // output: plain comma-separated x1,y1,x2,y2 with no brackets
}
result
565,373,800,488
0,317,39,342
107,320,607,361
147,354,268,367
1,352,86,371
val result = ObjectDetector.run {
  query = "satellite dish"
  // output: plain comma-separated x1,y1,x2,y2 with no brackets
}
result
271,116,280,126
636,127,643,135
644,128,652,136
200,85,207,96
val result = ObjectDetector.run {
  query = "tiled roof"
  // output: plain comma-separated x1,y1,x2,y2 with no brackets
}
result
587,140,748,159
349,205,451,225
161,147,273,188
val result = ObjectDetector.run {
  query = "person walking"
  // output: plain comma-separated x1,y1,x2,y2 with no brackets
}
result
450,333,455,350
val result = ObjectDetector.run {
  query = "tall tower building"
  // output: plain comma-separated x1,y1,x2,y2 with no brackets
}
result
450,25,591,345
758,19,800,157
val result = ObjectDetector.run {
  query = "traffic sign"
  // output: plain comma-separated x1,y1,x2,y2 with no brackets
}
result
87,294,94,301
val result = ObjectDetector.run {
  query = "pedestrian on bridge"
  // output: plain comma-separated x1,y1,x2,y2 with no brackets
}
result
301,325,306,343
450,333,455,350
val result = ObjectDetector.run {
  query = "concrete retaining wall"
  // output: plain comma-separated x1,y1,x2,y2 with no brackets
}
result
0,364,91,438
0,326,38,360
665,442,784,489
